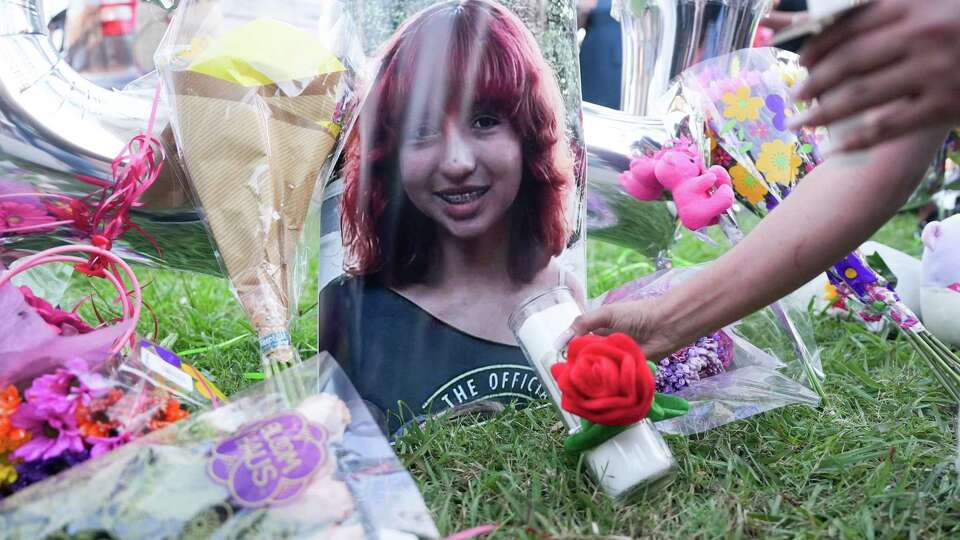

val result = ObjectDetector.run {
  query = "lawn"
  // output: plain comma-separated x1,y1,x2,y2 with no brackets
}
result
63,213,960,538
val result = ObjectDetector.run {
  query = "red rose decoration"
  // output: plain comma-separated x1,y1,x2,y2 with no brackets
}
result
549,333,655,426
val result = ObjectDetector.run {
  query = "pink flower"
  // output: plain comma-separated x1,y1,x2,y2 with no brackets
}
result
707,78,739,102
0,201,56,234
23,367,76,416
19,286,94,335
11,401,84,461
748,122,770,140
697,65,719,87
739,69,763,88
948,283,960,293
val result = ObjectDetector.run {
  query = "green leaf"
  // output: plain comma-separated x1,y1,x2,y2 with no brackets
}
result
865,252,898,289
720,119,736,135
647,392,690,422
800,143,813,154
563,421,628,455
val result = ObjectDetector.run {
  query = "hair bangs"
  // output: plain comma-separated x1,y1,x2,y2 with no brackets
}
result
382,4,531,126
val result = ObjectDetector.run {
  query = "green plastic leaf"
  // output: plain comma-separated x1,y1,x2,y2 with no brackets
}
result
865,252,898,289
563,420,628,455
647,392,690,422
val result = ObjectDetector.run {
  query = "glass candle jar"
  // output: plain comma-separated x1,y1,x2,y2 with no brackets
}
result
508,287,676,499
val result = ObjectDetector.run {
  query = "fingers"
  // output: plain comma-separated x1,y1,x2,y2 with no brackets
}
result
834,94,950,152
793,27,905,102
788,59,920,130
762,10,801,32
570,308,613,337
799,1,904,67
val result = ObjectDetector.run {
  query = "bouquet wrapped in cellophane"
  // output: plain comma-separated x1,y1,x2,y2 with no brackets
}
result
0,355,439,539
0,246,219,500
593,265,821,435
678,47,960,400
611,73,825,399
155,0,364,383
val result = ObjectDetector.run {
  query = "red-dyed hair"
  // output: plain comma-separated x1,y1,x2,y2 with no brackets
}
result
340,0,572,286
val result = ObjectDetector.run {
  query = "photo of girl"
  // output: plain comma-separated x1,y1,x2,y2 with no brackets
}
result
318,0,585,435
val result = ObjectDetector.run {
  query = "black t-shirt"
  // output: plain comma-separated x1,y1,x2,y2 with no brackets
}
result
318,275,548,436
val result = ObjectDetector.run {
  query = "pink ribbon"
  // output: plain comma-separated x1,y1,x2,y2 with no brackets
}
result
442,524,500,540
76,82,165,277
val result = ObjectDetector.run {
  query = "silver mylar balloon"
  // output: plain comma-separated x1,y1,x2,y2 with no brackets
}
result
582,102,680,260
614,0,772,116
0,0,217,273
584,0,769,258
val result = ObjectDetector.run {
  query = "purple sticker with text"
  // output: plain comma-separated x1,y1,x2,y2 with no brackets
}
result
207,412,330,508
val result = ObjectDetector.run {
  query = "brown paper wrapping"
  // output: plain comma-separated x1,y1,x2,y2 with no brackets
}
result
170,70,340,364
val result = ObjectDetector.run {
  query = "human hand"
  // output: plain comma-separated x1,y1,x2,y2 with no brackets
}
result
761,9,808,32
789,0,960,151
569,298,685,362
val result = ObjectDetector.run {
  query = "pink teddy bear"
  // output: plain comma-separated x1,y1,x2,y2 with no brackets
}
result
619,141,735,231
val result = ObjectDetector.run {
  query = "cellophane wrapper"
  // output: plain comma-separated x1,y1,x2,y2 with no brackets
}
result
594,265,821,435
0,354,439,539
0,339,214,500
155,0,366,368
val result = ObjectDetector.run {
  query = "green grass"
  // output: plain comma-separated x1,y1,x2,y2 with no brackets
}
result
50,213,960,538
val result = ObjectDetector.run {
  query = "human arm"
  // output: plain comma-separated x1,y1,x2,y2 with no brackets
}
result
788,0,960,151
572,126,949,360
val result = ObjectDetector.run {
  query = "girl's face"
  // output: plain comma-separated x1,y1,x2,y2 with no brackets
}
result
398,103,523,240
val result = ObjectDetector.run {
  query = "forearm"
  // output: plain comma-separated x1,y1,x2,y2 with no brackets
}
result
657,126,948,347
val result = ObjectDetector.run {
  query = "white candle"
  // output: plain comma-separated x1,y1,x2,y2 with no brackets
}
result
515,301,582,428
510,288,676,500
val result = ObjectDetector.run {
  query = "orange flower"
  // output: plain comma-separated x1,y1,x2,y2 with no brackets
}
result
729,164,768,204
76,404,114,439
148,399,189,432
0,385,21,416
0,415,30,454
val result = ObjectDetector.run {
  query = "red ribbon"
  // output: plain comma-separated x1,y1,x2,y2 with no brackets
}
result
75,83,165,278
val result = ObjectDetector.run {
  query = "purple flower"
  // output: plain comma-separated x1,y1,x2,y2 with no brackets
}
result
655,331,733,393
11,400,84,462
23,368,73,408
87,431,132,458
8,449,89,493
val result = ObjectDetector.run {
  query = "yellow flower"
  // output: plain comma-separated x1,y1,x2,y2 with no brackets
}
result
729,164,768,204
722,85,764,122
824,282,839,302
756,139,802,185
0,454,16,486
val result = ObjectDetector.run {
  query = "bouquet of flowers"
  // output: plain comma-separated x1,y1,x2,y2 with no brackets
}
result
0,245,216,498
594,266,821,434
0,355,439,539
679,47,960,400
155,0,365,386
